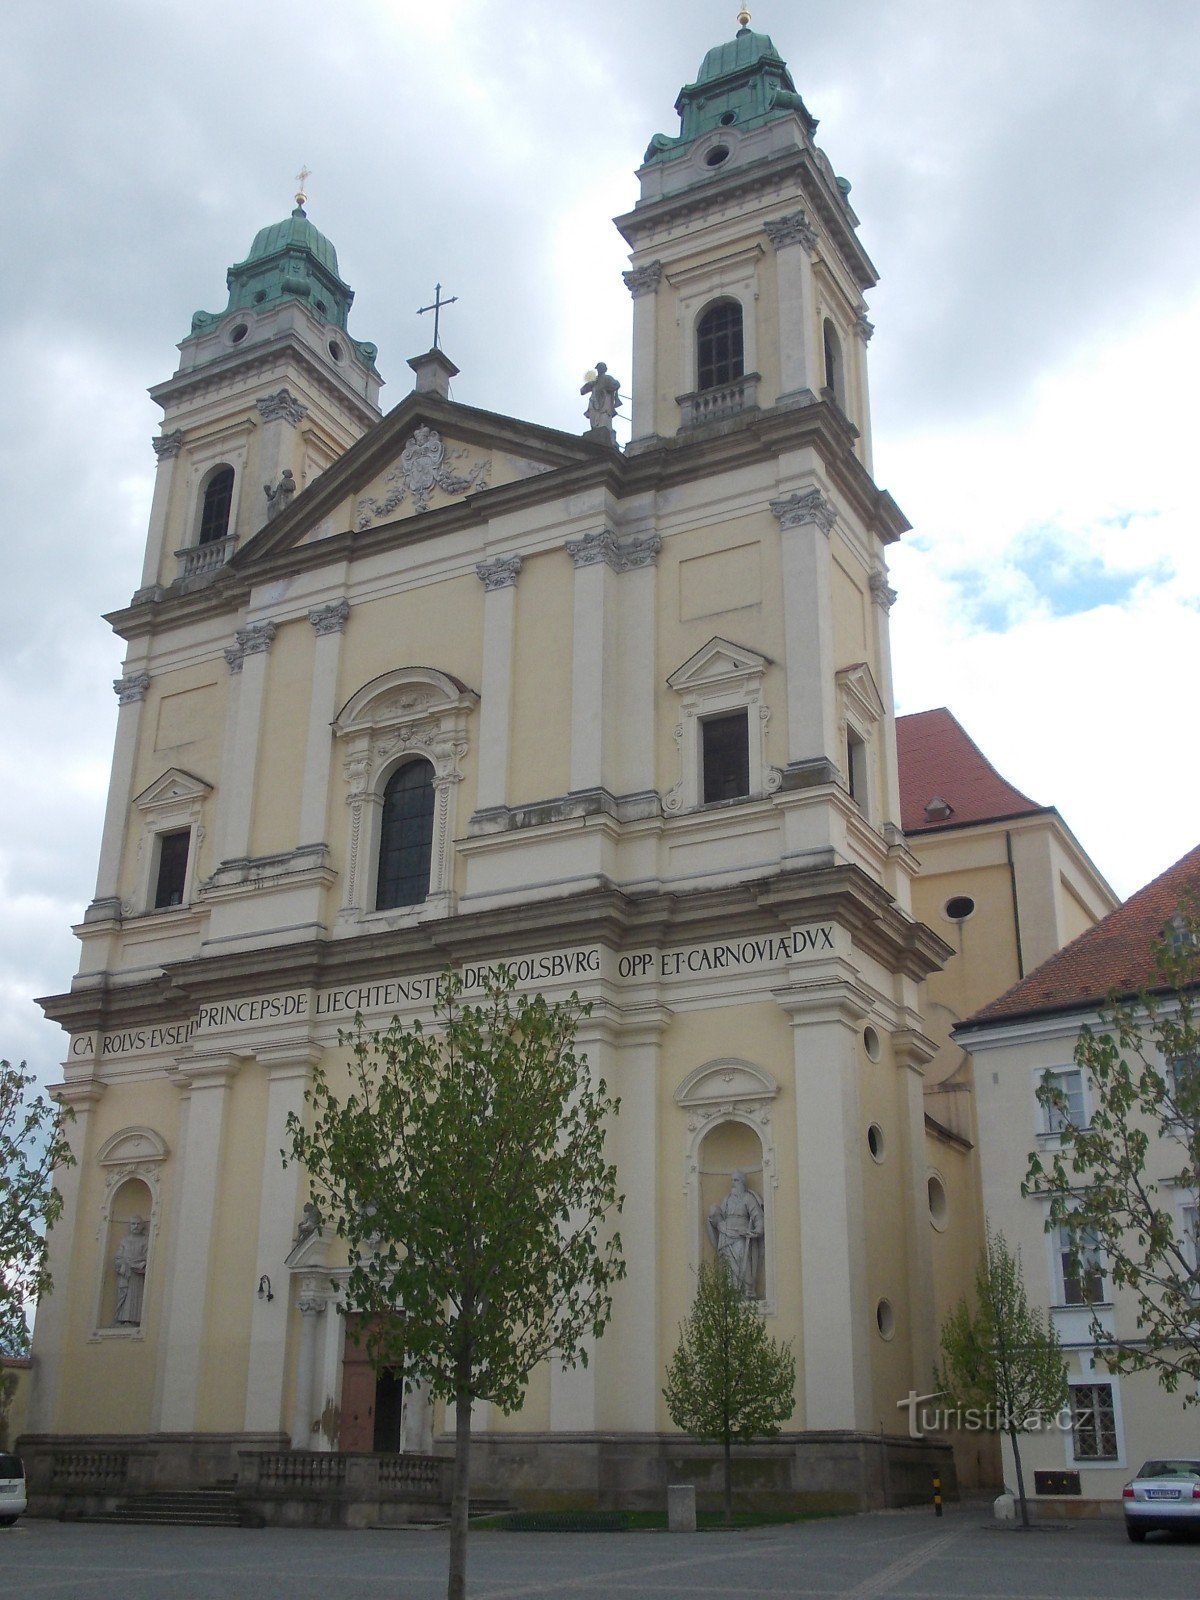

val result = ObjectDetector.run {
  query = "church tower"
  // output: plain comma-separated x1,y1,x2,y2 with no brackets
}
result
134,189,382,606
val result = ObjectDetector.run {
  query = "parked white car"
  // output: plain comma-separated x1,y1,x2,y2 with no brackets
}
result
1123,1459,1200,1541
0,1453,25,1526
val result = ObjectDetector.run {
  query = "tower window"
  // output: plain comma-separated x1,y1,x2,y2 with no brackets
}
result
846,728,868,811
697,301,744,392
153,829,191,909
376,759,435,910
198,467,235,546
822,318,845,407
701,711,750,803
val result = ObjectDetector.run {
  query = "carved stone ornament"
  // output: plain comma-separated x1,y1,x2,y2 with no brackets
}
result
869,569,898,611
225,620,277,672
769,487,837,535
256,388,309,427
623,260,663,298
151,429,184,460
476,554,522,591
855,307,875,343
309,599,351,635
356,426,490,527
764,210,818,252
224,644,245,675
565,530,662,573
114,672,151,704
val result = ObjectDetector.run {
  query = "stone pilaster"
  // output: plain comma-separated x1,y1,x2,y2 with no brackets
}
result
771,490,839,771
86,672,151,921
291,1274,330,1449
565,533,618,796
623,261,663,443
474,556,522,813
765,212,818,404
255,389,309,517
298,601,350,845
216,621,277,861
140,431,185,590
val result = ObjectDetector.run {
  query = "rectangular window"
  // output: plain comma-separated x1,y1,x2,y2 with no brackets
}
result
1182,1201,1200,1296
153,829,191,909
846,729,868,811
1041,1067,1085,1133
1171,1054,1200,1107
701,711,750,804
1058,1223,1106,1306
1070,1383,1118,1461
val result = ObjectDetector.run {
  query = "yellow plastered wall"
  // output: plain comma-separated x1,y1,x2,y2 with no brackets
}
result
509,550,573,806
54,1071,180,1433
249,621,311,858
655,1002,801,1431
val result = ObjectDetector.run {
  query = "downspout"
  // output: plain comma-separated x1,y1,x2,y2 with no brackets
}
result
1006,830,1025,979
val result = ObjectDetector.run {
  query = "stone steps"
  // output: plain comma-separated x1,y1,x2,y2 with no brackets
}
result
78,1489,257,1528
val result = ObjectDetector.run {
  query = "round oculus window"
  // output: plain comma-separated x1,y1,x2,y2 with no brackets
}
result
328,339,344,362
864,1025,881,1062
945,895,976,921
867,1123,885,1162
928,1174,948,1230
876,1299,895,1339
705,145,731,167
229,322,249,344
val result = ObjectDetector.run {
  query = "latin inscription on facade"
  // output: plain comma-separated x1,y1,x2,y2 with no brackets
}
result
69,925,837,1060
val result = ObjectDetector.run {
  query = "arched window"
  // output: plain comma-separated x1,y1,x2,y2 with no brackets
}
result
198,466,235,546
696,300,744,392
822,318,844,407
376,759,435,910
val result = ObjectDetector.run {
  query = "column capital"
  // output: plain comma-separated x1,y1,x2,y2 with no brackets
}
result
113,671,151,704
764,210,818,253
48,1079,107,1110
566,529,619,570
227,620,278,672
855,308,875,344
613,532,661,572
256,388,308,427
152,429,185,460
309,599,350,636
171,1052,245,1092
476,554,522,591
623,260,663,298
770,488,837,535
869,569,897,611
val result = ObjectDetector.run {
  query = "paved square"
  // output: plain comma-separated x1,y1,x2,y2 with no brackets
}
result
3,1504,1197,1599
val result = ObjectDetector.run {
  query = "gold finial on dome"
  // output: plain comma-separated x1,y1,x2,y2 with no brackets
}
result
737,7,752,27
295,164,311,209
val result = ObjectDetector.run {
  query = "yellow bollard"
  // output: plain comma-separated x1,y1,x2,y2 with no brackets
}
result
932,1474,943,1517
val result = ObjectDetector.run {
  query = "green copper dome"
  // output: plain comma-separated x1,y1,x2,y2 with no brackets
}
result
644,24,815,165
187,204,378,370
242,206,342,279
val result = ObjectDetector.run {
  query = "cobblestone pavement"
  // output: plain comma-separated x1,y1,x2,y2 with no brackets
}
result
3,1503,1198,1599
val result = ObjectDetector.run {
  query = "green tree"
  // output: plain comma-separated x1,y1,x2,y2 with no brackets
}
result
1,1060,74,1356
285,968,624,1600
1025,906,1200,1398
662,1260,795,1523
937,1226,1067,1528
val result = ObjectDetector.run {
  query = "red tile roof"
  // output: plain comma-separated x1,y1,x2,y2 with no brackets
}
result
962,842,1200,1027
896,708,1045,835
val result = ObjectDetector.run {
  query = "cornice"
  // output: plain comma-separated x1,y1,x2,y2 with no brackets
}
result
615,146,877,293
38,864,947,1036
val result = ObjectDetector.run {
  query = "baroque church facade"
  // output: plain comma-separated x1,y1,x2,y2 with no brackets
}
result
28,21,1054,1512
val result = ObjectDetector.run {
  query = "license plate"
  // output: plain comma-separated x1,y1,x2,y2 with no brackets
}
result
0,1485,17,1496
1145,1489,1180,1499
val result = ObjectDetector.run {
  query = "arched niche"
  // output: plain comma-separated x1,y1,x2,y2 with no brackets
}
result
676,1059,779,1312
91,1126,167,1339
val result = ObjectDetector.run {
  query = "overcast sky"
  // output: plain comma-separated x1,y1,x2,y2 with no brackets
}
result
2,0,1198,1086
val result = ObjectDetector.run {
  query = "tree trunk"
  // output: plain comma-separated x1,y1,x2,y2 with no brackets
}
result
448,1385,473,1600
723,1428,732,1525
1008,1425,1031,1529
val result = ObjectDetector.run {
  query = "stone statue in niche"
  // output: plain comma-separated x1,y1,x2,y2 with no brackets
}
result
707,1172,764,1298
114,1215,149,1324
581,362,622,443
264,468,296,519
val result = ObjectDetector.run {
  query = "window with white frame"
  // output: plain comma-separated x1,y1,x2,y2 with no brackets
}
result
663,638,780,815
1069,1382,1118,1461
1040,1066,1086,1134
332,667,477,923
834,663,883,822
1057,1221,1107,1306
131,768,211,915
1180,1198,1199,1296
1170,1054,1200,1116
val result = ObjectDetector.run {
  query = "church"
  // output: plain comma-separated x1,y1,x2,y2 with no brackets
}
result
23,15,1114,1520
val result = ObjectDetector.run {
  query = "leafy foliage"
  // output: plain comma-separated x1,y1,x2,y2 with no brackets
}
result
937,1226,1066,1527
1,1060,74,1356
285,968,624,1600
1024,906,1200,1398
662,1260,795,1521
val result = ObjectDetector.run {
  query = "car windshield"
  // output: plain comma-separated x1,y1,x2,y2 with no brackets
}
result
0,1454,23,1479
1138,1460,1200,1479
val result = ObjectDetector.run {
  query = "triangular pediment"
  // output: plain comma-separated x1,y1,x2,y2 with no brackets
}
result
233,391,612,566
836,661,885,725
133,767,213,812
667,637,772,691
